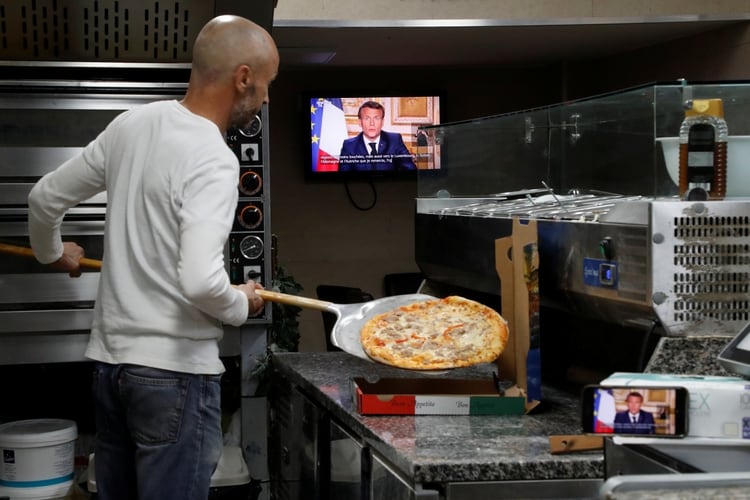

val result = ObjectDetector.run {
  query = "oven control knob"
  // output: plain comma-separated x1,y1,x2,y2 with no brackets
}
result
599,237,614,261
238,204,263,229
239,170,262,196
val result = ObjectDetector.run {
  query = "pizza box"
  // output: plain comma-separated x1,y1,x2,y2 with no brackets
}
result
352,376,532,415
495,218,542,406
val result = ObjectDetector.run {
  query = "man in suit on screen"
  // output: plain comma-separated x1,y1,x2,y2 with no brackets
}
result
613,391,656,434
338,100,417,172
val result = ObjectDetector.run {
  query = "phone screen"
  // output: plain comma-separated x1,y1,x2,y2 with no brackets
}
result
581,385,688,437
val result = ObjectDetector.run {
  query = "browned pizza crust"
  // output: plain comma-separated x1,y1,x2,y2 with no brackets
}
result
360,296,508,370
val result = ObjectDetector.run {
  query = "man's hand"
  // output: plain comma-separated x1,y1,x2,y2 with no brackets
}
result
235,280,265,316
49,242,85,278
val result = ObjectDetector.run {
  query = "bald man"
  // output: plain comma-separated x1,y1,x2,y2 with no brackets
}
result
28,15,279,500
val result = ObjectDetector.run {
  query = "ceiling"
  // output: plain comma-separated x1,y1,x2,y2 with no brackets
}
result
272,17,750,69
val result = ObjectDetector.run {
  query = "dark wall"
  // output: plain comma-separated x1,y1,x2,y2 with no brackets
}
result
565,22,750,100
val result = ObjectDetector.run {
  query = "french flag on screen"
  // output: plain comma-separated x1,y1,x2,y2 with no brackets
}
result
594,388,615,433
311,98,349,172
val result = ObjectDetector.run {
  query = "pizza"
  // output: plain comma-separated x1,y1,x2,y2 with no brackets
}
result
360,295,508,370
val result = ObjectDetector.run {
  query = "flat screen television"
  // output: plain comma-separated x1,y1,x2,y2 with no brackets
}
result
305,94,442,181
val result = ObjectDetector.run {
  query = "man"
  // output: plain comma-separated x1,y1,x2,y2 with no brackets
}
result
338,100,417,172
27,15,278,500
613,392,656,434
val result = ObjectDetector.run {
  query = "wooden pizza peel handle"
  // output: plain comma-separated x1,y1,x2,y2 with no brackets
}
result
0,244,338,313
0,242,102,270
256,289,334,312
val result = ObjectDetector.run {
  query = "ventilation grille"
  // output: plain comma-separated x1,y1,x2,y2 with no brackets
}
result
0,0,214,61
651,202,750,336
673,215,750,239
671,223,750,323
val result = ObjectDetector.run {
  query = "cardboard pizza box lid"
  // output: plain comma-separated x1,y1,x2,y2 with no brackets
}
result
495,218,542,405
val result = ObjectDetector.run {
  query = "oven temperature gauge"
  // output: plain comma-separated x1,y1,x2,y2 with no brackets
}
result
238,114,262,138
239,235,264,260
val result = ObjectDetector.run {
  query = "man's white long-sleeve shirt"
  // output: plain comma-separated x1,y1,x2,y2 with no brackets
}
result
28,100,249,374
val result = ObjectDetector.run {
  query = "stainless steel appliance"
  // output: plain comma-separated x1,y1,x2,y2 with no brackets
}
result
415,82,750,386
418,194,750,335
602,438,750,497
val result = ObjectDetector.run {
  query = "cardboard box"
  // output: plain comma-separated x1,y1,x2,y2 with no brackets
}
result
601,372,750,440
495,218,542,408
352,377,529,416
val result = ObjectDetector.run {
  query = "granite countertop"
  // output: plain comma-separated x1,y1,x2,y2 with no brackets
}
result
645,336,734,375
271,351,603,485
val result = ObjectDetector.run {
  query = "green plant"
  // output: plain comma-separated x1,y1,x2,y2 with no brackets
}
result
249,264,302,394
269,264,303,352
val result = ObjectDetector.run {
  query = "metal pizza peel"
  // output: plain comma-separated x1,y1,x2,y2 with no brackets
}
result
257,290,435,361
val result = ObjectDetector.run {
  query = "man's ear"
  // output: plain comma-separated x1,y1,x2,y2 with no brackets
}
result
235,64,252,93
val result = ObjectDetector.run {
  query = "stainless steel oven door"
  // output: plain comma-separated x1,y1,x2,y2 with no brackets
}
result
0,209,104,334
0,80,185,337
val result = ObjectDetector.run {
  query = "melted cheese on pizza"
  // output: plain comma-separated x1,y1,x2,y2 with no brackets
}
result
360,296,508,370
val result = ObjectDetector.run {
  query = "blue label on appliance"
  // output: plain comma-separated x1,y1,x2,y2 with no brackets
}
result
583,258,617,288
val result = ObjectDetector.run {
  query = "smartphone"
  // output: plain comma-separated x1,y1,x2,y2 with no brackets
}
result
581,385,688,437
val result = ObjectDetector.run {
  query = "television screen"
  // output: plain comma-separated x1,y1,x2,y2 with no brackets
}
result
306,95,441,180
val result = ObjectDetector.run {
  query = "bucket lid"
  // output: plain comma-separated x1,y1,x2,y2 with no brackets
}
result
0,419,77,447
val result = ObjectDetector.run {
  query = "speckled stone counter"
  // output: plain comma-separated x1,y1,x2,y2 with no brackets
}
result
271,351,603,485
645,336,734,375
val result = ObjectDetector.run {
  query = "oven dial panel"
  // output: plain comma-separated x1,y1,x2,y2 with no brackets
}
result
228,233,264,285
226,110,271,323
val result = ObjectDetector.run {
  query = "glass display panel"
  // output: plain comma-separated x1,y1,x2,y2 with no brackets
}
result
417,81,750,203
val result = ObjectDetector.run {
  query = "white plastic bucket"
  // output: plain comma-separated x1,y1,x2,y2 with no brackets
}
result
0,419,77,499
0,482,75,500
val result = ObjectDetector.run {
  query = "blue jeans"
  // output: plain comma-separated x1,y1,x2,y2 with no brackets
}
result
92,362,223,500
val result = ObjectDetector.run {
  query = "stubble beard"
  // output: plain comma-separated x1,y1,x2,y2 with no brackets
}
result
229,88,259,130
